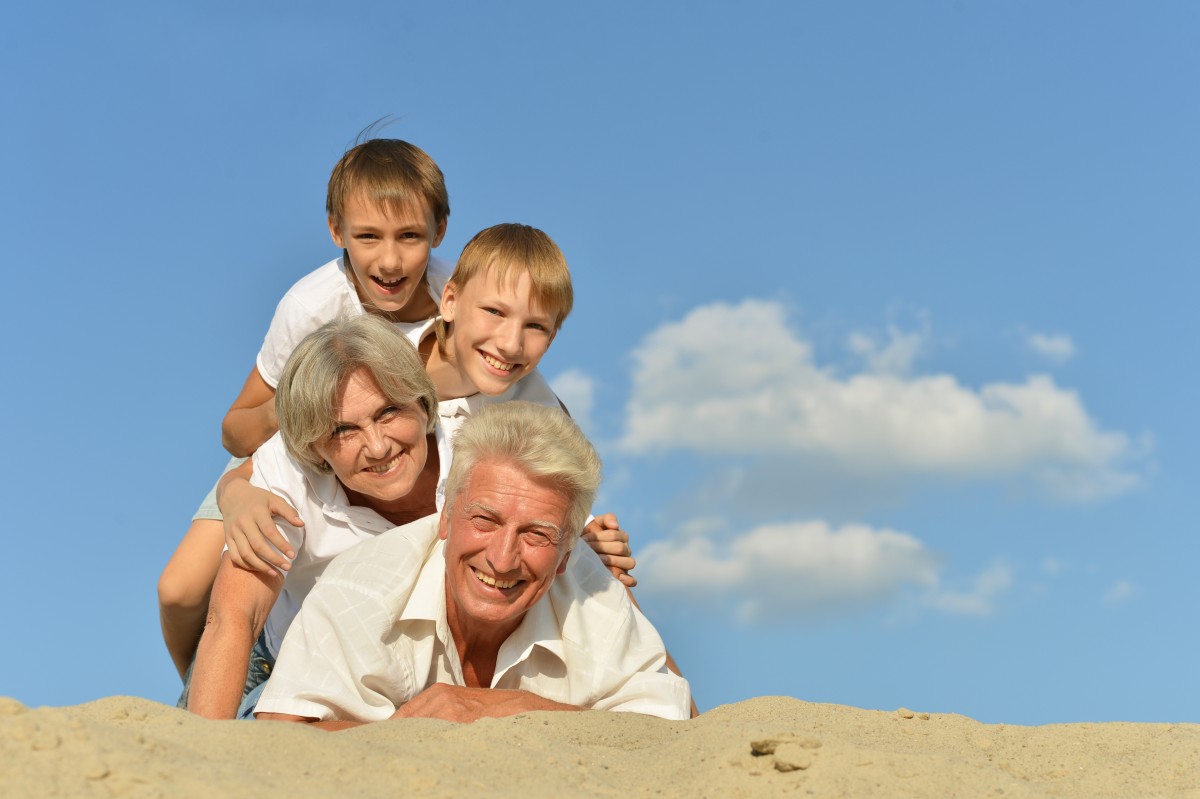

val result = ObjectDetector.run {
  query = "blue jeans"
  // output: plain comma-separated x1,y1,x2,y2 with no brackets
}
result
177,630,275,720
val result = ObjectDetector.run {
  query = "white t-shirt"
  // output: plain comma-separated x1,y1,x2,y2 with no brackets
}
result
255,254,452,389
255,515,692,721
250,434,398,657
432,368,563,510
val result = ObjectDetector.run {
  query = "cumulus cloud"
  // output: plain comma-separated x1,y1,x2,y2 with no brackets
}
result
636,519,941,621
619,300,1145,501
1026,331,1076,363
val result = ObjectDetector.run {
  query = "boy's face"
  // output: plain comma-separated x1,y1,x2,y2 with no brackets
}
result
329,193,447,321
440,267,558,396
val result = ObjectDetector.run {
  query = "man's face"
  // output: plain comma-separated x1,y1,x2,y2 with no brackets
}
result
439,267,557,396
440,458,571,642
329,193,447,321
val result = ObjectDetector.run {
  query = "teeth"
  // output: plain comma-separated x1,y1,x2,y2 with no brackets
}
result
474,568,518,589
365,454,401,473
481,353,515,372
372,276,403,288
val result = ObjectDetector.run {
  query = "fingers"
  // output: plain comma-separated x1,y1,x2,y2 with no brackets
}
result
597,553,637,573
611,567,638,588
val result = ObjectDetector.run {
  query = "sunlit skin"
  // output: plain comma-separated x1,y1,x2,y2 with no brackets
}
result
439,458,572,657
311,368,430,520
426,268,557,400
329,193,447,320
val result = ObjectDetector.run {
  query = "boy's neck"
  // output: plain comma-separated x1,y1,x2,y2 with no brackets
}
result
420,334,478,401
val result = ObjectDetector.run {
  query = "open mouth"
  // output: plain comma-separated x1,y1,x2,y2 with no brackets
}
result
473,567,518,590
371,275,407,294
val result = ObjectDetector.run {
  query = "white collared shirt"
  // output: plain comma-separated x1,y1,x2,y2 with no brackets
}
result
255,515,692,721
250,434,398,657
433,368,562,510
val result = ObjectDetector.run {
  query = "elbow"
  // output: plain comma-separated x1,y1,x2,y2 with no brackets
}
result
221,421,251,458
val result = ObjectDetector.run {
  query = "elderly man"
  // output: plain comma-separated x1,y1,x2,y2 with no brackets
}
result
254,401,691,727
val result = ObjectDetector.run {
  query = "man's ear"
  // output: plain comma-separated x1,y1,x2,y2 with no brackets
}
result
556,548,571,575
328,216,345,248
438,507,450,541
440,280,458,323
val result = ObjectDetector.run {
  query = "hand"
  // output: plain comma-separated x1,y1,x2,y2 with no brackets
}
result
389,683,576,723
221,479,302,573
582,513,637,587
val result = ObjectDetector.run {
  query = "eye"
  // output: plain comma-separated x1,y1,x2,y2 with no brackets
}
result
481,306,503,317
330,424,356,439
354,233,379,241
525,321,549,332
400,231,422,240
378,405,400,420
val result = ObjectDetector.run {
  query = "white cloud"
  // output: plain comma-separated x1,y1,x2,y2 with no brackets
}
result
925,561,1013,616
1041,557,1063,575
620,300,1144,501
1026,331,1076,363
549,368,595,436
847,320,928,376
636,519,941,620
1103,579,1134,604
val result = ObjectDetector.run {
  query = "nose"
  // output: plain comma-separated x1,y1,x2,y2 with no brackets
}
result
378,239,402,270
362,422,391,459
485,528,521,575
494,319,523,359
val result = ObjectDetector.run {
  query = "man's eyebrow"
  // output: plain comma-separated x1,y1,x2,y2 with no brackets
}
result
525,519,564,540
462,501,498,516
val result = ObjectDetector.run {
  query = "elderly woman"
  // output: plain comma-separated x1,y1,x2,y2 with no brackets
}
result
185,313,440,719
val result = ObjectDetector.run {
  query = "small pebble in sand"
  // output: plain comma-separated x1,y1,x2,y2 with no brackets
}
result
772,742,814,772
897,708,916,719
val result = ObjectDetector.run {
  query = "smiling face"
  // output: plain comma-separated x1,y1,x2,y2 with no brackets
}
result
329,193,447,321
440,458,572,646
439,267,557,396
311,367,429,513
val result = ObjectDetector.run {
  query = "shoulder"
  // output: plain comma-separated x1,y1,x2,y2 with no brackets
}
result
275,257,359,315
507,369,562,408
319,514,442,598
426,254,453,299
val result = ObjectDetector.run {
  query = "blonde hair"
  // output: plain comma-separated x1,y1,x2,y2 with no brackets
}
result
326,138,450,227
435,223,573,353
276,314,438,472
445,402,600,542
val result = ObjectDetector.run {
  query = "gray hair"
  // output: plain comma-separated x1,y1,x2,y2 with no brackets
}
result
445,402,601,543
276,314,437,472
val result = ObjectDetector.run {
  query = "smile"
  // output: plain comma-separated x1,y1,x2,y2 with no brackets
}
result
473,567,518,589
371,275,406,291
480,352,517,373
364,453,402,473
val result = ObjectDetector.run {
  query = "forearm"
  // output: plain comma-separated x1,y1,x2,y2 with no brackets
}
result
391,684,581,723
221,402,277,457
186,611,258,719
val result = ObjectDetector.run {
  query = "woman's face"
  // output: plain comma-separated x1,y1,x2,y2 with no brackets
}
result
311,367,429,505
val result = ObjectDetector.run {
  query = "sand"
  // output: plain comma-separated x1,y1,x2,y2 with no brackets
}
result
1,694,1197,798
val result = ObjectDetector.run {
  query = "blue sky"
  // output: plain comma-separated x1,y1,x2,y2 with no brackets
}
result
2,1,1196,725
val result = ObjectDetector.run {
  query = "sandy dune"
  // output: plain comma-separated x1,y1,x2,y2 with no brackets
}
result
2,694,1197,798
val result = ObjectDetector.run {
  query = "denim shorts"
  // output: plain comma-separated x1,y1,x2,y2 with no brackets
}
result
191,456,248,522
176,629,275,720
